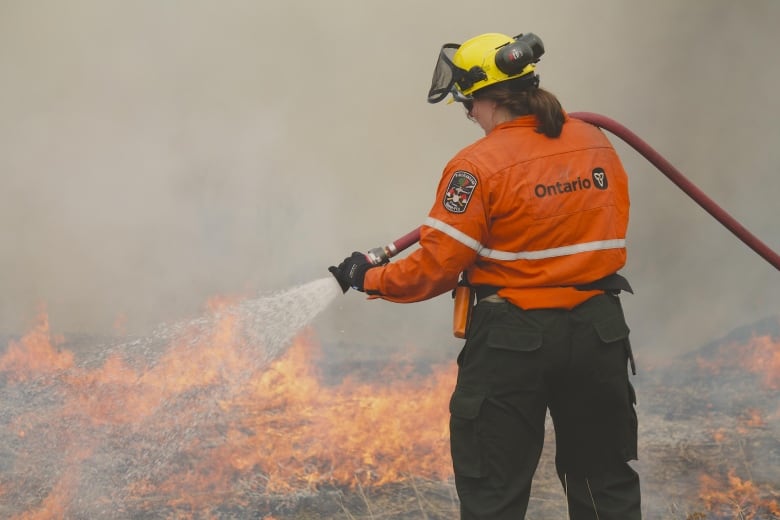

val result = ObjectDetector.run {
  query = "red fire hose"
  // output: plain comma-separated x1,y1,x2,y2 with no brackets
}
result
570,112,779,271
376,112,779,271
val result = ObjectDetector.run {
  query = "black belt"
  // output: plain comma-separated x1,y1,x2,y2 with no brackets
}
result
474,273,633,301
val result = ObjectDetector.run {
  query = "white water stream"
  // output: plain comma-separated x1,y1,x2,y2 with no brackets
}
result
123,275,343,367
0,276,345,518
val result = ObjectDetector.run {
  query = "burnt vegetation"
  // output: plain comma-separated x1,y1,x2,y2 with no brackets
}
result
0,317,778,519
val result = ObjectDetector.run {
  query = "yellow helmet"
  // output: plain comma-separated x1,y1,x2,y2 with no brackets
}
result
427,32,544,104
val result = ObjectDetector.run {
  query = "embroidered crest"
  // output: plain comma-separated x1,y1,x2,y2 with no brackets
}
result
443,170,478,213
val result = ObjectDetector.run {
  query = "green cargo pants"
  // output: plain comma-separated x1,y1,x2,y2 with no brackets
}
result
449,293,641,519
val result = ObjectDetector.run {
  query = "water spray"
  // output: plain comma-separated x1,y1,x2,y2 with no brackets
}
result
349,112,780,272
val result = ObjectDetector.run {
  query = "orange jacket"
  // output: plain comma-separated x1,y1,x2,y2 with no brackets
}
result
364,114,630,310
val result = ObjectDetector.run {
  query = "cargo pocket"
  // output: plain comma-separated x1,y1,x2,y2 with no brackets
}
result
593,313,635,376
486,326,542,353
484,326,543,386
449,386,487,478
593,313,630,344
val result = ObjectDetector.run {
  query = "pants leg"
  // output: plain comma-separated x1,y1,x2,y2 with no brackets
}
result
449,301,549,519
559,463,642,520
452,392,548,519
550,294,642,520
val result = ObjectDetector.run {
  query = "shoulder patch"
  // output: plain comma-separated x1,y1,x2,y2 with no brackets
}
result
443,170,478,214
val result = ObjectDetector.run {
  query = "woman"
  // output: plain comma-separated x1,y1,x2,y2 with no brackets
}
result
330,31,641,519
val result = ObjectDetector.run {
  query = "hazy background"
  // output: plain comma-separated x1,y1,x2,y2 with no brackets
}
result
1,0,778,362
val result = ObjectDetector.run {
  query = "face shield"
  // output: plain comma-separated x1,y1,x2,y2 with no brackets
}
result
427,44,462,104
427,44,487,104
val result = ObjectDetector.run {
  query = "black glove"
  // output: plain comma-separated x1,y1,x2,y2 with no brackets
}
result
328,252,375,293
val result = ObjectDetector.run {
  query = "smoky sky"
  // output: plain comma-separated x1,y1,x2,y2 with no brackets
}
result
1,0,778,361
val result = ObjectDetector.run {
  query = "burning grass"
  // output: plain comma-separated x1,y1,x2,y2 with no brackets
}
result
0,310,778,519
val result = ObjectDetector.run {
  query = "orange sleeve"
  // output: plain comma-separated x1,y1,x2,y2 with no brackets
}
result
363,225,477,303
363,159,485,303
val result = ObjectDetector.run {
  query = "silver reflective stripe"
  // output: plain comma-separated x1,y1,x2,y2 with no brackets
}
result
424,217,625,261
424,217,484,253
481,239,626,260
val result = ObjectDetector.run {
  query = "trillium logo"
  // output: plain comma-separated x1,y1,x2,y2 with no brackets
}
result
592,167,608,190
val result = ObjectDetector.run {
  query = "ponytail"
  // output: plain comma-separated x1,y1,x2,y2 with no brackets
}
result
473,80,565,138
526,88,565,138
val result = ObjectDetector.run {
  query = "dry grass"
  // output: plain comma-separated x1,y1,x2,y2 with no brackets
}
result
109,413,776,519
2,317,778,519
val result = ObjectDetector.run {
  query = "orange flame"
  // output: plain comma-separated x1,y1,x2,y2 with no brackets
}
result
696,333,780,392
0,310,71,382
0,308,455,517
149,336,455,500
2,308,777,518
699,470,780,519
739,335,780,390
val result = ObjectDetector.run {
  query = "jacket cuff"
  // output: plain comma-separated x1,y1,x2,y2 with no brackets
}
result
363,267,382,295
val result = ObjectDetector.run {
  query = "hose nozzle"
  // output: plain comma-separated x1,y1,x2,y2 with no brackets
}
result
365,245,393,266
366,227,421,265
330,227,423,293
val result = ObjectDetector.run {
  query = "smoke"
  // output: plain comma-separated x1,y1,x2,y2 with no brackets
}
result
1,0,778,361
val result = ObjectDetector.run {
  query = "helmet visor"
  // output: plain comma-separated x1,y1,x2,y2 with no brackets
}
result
427,44,461,104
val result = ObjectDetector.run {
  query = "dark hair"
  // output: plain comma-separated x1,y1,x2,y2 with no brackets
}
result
473,77,565,138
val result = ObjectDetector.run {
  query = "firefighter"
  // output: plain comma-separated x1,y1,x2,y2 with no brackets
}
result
330,31,641,519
